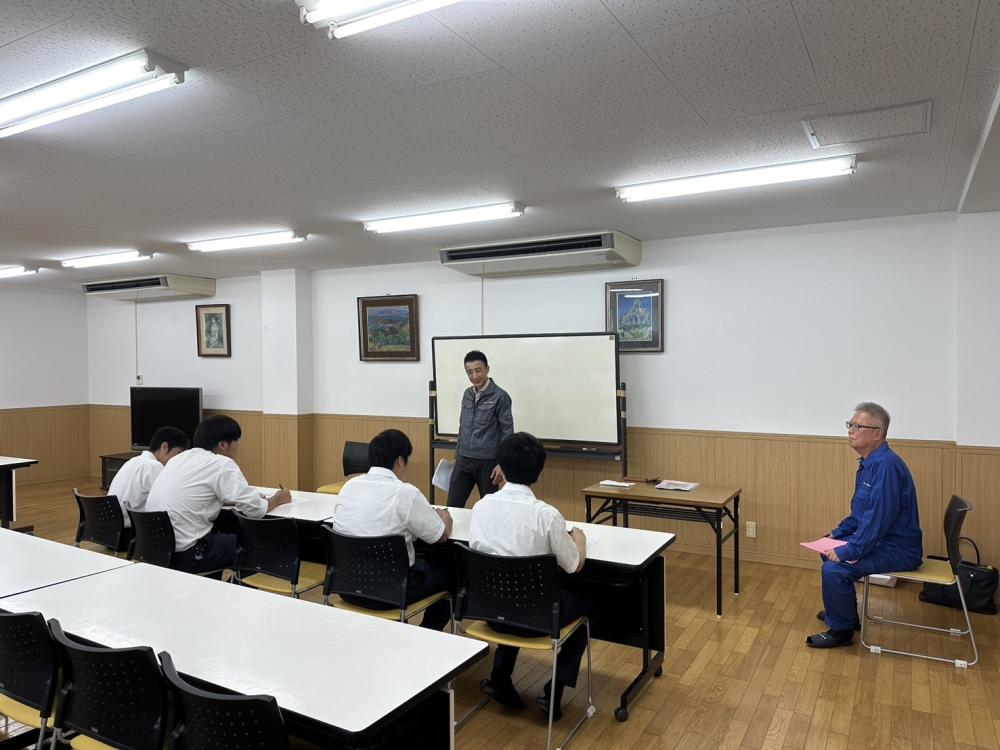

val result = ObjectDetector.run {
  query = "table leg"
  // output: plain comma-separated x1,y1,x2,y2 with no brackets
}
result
585,495,593,523
715,508,723,618
622,499,630,528
615,559,664,722
733,495,740,596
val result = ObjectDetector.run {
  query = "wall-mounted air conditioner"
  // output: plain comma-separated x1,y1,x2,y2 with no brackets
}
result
82,275,216,301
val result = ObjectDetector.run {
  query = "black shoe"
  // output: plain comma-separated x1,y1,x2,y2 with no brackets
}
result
480,678,524,710
805,629,854,648
816,610,860,631
536,681,564,721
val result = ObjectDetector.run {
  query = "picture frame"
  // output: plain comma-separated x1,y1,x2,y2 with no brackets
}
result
358,294,420,361
605,279,664,353
195,304,231,358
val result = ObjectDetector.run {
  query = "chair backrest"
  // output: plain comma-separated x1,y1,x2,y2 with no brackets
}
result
160,651,289,750
73,489,129,552
0,610,59,718
342,441,371,477
943,495,974,574
321,527,410,607
128,510,176,567
49,618,168,750
455,544,563,638
235,514,303,585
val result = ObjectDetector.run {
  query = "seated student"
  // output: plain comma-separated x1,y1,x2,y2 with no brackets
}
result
108,425,190,527
468,432,590,720
146,415,290,575
331,429,454,630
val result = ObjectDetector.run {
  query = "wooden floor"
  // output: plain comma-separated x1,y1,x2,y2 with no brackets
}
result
7,477,1000,750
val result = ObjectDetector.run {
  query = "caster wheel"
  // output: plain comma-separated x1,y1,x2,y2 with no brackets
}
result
614,707,629,722
654,666,663,677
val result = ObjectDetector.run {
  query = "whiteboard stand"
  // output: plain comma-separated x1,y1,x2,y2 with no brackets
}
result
426,381,628,504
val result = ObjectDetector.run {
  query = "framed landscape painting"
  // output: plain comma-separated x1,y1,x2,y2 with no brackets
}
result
195,304,231,358
605,279,664,353
358,294,420,361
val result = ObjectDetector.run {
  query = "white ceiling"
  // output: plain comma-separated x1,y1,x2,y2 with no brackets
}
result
1,0,999,290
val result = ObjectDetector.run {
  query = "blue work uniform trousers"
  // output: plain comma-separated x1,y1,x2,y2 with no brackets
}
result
822,544,921,631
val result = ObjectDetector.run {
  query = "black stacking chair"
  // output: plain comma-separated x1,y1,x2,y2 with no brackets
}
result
320,527,451,626
73,489,130,556
127,510,176,567
0,610,60,750
159,651,289,750
234,515,324,598
342,441,371,477
454,545,595,750
860,495,979,667
48,618,168,750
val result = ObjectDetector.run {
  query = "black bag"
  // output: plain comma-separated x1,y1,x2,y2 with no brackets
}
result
919,537,998,615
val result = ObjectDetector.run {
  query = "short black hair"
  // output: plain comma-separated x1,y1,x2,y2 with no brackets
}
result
497,432,546,485
193,415,242,451
148,426,191,453
369,429,412,470
464,350,488,367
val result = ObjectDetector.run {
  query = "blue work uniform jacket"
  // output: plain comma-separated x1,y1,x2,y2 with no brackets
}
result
830,442,923,566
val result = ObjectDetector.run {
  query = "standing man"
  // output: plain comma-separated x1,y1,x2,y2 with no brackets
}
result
446,350,514,508
806,402,923,648
108,425,190,527
146,415,291,575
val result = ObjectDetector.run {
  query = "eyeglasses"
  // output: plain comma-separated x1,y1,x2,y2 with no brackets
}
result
845,421,881,432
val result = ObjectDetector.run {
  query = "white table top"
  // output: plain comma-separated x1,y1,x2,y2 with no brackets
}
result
258,488,339,522
0,528,133,598
1,563,486,736
0,456,38,469
439,507,675,568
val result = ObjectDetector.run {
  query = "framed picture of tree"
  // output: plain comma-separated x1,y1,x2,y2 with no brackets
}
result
357,294,419,361
605,279,663,353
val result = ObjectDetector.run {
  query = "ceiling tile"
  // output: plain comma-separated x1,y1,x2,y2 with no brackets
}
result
711,105,855,167
967,0,1000,76
636,1,823,120
600,0,767,34
942,72,1000,208
0,0,75,47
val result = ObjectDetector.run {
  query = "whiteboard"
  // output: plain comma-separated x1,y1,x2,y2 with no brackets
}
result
432,333,621,446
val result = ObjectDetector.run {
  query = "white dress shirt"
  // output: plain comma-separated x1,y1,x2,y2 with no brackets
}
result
331,467,445,566
468,482,580,574
107,451,162,528
146,447,266,552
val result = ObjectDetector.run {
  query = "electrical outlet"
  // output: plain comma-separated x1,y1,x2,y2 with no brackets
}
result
135,374,143,385
745,521,757,539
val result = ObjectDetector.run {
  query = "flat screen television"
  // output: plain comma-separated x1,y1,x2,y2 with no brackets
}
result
130,387,203,451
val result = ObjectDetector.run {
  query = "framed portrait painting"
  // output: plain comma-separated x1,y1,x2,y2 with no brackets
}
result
358,294,419,361
605,279,664,353
196,304,231,358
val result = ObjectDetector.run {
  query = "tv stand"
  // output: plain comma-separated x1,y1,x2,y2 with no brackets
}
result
101,452,139,490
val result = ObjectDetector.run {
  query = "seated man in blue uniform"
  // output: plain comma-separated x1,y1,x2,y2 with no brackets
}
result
806,401,923,648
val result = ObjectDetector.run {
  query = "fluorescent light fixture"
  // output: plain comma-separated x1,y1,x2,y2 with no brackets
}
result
616,155,857,202
364,202,525,234
187,230,307,253
0,50,187,140
303,0,462,37
60,250,151,269
0,266,37,279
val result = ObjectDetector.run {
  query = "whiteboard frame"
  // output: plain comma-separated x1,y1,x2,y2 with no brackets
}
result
430,332,623,449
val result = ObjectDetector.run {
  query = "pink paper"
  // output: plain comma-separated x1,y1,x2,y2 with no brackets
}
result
799,537,848,554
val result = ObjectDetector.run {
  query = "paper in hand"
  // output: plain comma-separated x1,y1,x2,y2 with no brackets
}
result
800,537,847,555
432,459,454,491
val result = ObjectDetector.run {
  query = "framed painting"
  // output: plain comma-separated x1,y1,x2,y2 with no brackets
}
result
358,294,419,361
605,279,663,353
195,304,231,358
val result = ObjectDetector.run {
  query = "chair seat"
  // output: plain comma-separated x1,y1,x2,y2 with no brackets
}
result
316,481,347,495
0,692,42,728
884,558,956,585
335,591,448,621
241,561,326,595
464,618,585,651
70,735,117,750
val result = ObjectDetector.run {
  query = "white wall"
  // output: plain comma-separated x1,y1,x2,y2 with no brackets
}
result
88,276,262,410
0,286,89,409
313,213,957,439
956,212,1000,446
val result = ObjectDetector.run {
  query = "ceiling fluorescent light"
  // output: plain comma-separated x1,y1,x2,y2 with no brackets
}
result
0,266,38,279
303,0,463,37
616,155,857,202
0,50,187,140
364,202,525,234
187,230,307,253
60,250,151,269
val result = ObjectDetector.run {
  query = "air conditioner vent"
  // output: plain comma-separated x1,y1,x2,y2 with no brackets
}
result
82,275,216,301
440,231,641,277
